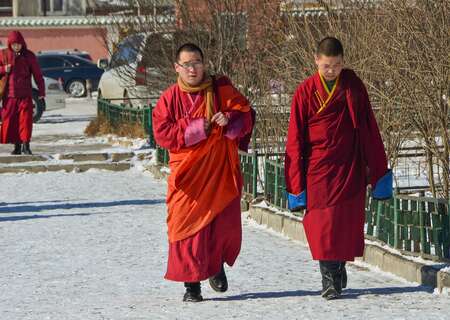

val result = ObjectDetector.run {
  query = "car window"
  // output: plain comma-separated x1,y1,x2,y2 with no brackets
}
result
110,34,145,68
38,56,66,69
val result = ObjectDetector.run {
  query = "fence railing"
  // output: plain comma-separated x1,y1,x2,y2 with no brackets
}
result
97,98,450,261
97,98,155,147
256,152,450,260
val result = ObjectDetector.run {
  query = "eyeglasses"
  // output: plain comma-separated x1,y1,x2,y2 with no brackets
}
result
177,61,204,70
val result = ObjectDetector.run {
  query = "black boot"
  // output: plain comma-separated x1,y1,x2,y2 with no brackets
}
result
11,143,21,155
183,282,203,302
319,261,343,300
22,142,32,155
340,262,347,290
209,264,228,292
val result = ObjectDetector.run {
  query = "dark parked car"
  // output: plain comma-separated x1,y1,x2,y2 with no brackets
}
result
37,53,104,97
37,49,93,61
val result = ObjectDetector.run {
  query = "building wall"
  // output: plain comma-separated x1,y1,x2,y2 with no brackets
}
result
14,0,87,17
0,27,108,61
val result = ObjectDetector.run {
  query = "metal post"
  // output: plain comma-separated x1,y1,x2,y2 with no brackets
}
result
394,192,399,249
419,191,426,255
375,199,383,239
446,199,450,258
252,151,258,199
274,157,279,206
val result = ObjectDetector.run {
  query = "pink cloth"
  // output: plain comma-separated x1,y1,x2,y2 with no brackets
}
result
184,118,207,147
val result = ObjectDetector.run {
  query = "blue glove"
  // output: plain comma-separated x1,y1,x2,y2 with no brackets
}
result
372,169,393,200
288,190,306,212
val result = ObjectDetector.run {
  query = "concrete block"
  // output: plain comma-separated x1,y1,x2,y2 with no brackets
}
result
260,209,269,226
267,213,283,233
380,249,422,283
437,271,450,292
59,153,108,162
0,155,47,163
363,244,386,269
420,265,438,288
282,218,307,244
111,152,134,162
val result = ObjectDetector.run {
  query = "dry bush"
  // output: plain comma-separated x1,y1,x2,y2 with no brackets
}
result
84,114,146,138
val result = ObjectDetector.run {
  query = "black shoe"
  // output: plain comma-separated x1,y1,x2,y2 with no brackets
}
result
22,142,32,155
320,261,342,299
209,265,228,292
183,282,203,302
11,143,21,155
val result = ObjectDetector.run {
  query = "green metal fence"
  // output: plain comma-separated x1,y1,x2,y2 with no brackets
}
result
264,156,289,210
239,151,259,198
365,195,450,259
156,145,170,166
97,98,155,147
97,98,450,261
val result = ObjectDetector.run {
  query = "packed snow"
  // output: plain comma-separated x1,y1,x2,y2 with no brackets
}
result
0,98,448,320
0,169,449,320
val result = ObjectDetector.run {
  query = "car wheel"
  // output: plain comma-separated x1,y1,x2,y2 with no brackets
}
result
32,91,45,123
67,79,86,97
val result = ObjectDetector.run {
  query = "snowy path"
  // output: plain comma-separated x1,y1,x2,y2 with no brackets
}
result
0,170,449,320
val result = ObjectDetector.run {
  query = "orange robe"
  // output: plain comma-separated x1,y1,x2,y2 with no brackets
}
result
153,76,254,281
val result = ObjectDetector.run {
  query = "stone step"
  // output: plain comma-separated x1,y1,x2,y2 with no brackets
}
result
0,161,131,174
0,152,136,164
0,155,49,164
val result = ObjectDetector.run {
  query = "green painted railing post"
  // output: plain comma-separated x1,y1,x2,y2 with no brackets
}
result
252,150,258,199
274,157,279,206
419,192,426,255
375,199,383,239
447,199,450,258
394,192,399,249
264,156,268,199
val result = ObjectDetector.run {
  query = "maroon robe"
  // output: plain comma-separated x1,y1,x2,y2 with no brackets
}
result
153,76,254,281
285,69,388,261
0,31,45,144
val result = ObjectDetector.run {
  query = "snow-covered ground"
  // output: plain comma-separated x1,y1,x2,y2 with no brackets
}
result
0,169,449,320
0,98,449,319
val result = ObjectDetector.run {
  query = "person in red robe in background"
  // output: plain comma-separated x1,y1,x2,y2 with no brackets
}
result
152,43,254,302
285,37,392,300
0,31,45,155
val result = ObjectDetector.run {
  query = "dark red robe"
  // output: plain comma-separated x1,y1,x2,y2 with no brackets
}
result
153,75,254,282
0,31,45,144
285,69,388,261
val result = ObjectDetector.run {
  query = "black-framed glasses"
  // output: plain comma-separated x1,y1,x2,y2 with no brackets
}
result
176,61,204,69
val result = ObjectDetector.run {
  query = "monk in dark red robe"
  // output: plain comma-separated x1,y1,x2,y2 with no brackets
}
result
285,37,392,300
0,31,45,154
152,43,254,302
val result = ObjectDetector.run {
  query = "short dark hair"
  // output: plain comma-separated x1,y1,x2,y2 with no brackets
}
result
316,37,344,57
175,43,204,62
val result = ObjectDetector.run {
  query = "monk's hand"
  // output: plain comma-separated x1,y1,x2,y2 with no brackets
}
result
4,64,11,73
204,119,211,136
211,112,229,127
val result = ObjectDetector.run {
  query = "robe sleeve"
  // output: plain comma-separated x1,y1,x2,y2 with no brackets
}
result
224,110,253,141
285,87,307,195
152,91,190,151
216,76,255,151
359,80,388,187
29,53,45,97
